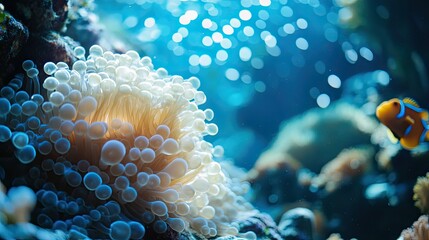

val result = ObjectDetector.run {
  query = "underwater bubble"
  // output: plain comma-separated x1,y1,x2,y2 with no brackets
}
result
199,54,212,67
345,49,358,63
317,94,330,108
189,55,199,66
376,5,390,19
225,68,240,81
314,61,326,74
110,221,131,240
239,47,252,62
324,27,338,42
202,36,213,46
375,70,390,86
251,58,264,69
359,47,374,61
296,38,309,50
243,26,254,37
239,9,252,21
216,50,228,62
328,75,342,88
264,35,277,48
297,18,308,29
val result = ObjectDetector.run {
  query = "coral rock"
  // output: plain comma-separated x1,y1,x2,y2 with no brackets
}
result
0,8,29,85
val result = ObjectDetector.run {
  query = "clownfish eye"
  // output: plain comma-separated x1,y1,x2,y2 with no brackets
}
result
393,101,399,107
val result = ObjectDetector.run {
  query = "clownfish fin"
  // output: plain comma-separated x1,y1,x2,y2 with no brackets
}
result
386,129,399,144
400,138,418,150
425,129,429,142
405,115,415,125
422,111,429,121
403,97,420,107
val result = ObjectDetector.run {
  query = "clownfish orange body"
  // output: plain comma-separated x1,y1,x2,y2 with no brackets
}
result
376,98,429,149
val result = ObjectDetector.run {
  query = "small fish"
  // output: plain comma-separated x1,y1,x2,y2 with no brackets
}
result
376,98,429,149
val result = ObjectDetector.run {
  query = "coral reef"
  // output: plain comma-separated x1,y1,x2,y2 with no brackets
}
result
0,181,66,239
312,146,374,193
252,102,377,174
0,0,116,86
400,215,429,240
0,4,29,80
0,45,255,239
414,173,429,214
277,207,315,240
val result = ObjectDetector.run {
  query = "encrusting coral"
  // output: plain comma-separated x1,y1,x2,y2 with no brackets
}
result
0,45,255,239
0,181,66,239
253,102,378,173
400,215,429,240
312,146,374,193
413,173,429,214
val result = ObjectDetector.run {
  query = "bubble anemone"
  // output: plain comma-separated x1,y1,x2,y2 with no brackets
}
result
0,45,252,238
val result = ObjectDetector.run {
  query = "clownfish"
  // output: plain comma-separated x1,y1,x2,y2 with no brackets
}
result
375,98,429,149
